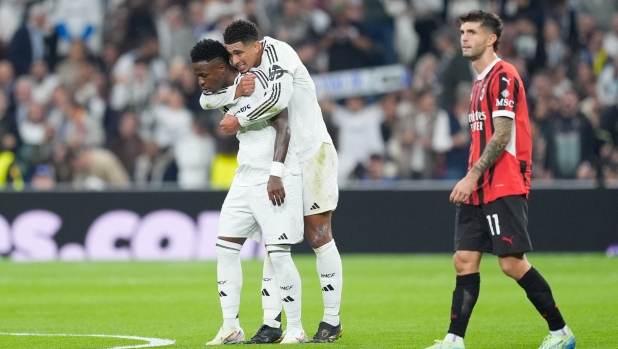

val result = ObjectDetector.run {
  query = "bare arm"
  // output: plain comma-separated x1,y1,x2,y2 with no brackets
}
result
268,109,290,206
470,117,513,176
450,116,513,203
271,109,290,164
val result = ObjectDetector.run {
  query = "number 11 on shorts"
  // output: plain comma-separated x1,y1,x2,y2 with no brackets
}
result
486,214,501,236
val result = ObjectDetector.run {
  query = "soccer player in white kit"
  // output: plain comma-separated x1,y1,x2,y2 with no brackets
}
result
190,39,308,345
199,20,344,344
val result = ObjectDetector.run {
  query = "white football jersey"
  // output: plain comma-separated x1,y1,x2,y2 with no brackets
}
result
199,36,333,163
217,74,301,186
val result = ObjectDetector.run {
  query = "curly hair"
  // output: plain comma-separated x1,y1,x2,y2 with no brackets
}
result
190,39,230,64
459,10,503,52
223,19,259,45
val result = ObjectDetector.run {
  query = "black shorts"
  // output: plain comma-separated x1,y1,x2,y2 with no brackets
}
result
454,195,533,256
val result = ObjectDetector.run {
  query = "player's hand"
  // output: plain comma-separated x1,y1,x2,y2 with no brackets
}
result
267,176,286,206
220,114,241,134
237,74,256,96
449,172,479,204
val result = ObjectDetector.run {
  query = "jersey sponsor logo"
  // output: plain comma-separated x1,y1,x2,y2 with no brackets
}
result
495,98,514,107
468,111,486,122
469,111,485,131
268,64,287,81
501,89,510,98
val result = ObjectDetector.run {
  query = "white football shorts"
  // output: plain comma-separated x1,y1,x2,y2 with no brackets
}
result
218,174,304,245
301,142,339,216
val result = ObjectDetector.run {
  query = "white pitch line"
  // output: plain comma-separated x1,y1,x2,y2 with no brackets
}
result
0,333,175,349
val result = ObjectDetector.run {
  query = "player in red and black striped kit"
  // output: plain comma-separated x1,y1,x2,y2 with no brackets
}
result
424,10,575,349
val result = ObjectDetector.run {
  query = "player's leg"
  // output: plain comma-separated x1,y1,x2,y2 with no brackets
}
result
425,204,490,349
301,143,343,343
244,253,284,344
266,244,307,343
207,184,258,345
253,174,307,344
487,196,575,349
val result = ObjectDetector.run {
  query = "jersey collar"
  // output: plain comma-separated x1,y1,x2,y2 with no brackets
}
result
476,57,501,80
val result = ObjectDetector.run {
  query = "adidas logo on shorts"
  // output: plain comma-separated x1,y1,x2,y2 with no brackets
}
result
310,203,320,210
278,233,288,240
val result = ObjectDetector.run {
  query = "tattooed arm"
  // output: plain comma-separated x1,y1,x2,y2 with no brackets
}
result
450,117,513,204
470,117,513,175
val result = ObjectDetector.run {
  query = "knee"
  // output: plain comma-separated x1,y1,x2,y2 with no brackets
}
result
305,215,333,249
499,257,530,279
453,252,480,275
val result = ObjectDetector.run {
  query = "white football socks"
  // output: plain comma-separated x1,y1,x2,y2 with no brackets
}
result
314,239,343,326
550,325,571,337
215,239,243,329
267,245,303,331
443,333,464,344
261,253,283,328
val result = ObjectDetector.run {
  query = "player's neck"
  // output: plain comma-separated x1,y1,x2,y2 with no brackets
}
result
223,69,239,89
471,51,499,75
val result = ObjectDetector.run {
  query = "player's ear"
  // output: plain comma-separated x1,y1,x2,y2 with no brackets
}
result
253,40,261,53
487,33,497,49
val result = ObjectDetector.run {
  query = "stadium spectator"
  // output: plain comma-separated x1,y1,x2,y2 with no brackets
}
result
596,56,618,107
545,89,596,179
0,60,15,99
134,140,177,188
442,84,471,179
50,0,104,57
388,89,452,179
158,5,196,65
7,3,53,77
323,96,385,181
320,1,377,71
30,163,55,190
108,109,144,178
69,147,130,189
174,116,215,189
602,13,618,59
30,60,59,106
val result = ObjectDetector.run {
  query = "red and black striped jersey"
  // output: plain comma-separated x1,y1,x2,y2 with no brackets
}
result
467,59,532,205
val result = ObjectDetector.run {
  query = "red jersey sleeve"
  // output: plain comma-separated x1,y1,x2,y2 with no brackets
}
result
489,70,520,120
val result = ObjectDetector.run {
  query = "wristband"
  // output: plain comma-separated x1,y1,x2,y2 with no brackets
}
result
270,162,284,177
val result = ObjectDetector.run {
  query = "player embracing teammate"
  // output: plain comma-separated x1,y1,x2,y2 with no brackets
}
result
194,19,343,345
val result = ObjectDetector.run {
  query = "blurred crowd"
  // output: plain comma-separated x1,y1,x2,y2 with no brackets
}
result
0,0,617,190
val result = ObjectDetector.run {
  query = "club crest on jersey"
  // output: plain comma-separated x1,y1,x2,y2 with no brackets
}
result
480,85,485,100
268,64,287,81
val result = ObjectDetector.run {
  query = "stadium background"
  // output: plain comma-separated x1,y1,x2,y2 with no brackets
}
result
0,0,616,259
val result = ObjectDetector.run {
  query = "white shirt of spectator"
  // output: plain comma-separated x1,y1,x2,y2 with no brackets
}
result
174,129,216,189
331,103,385,181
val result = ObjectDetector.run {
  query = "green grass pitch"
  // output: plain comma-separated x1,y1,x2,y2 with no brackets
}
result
1,254,616,348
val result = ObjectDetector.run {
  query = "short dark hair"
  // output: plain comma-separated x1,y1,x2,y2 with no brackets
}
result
223,19,259,45
190,39,230,64
459,10,503,52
